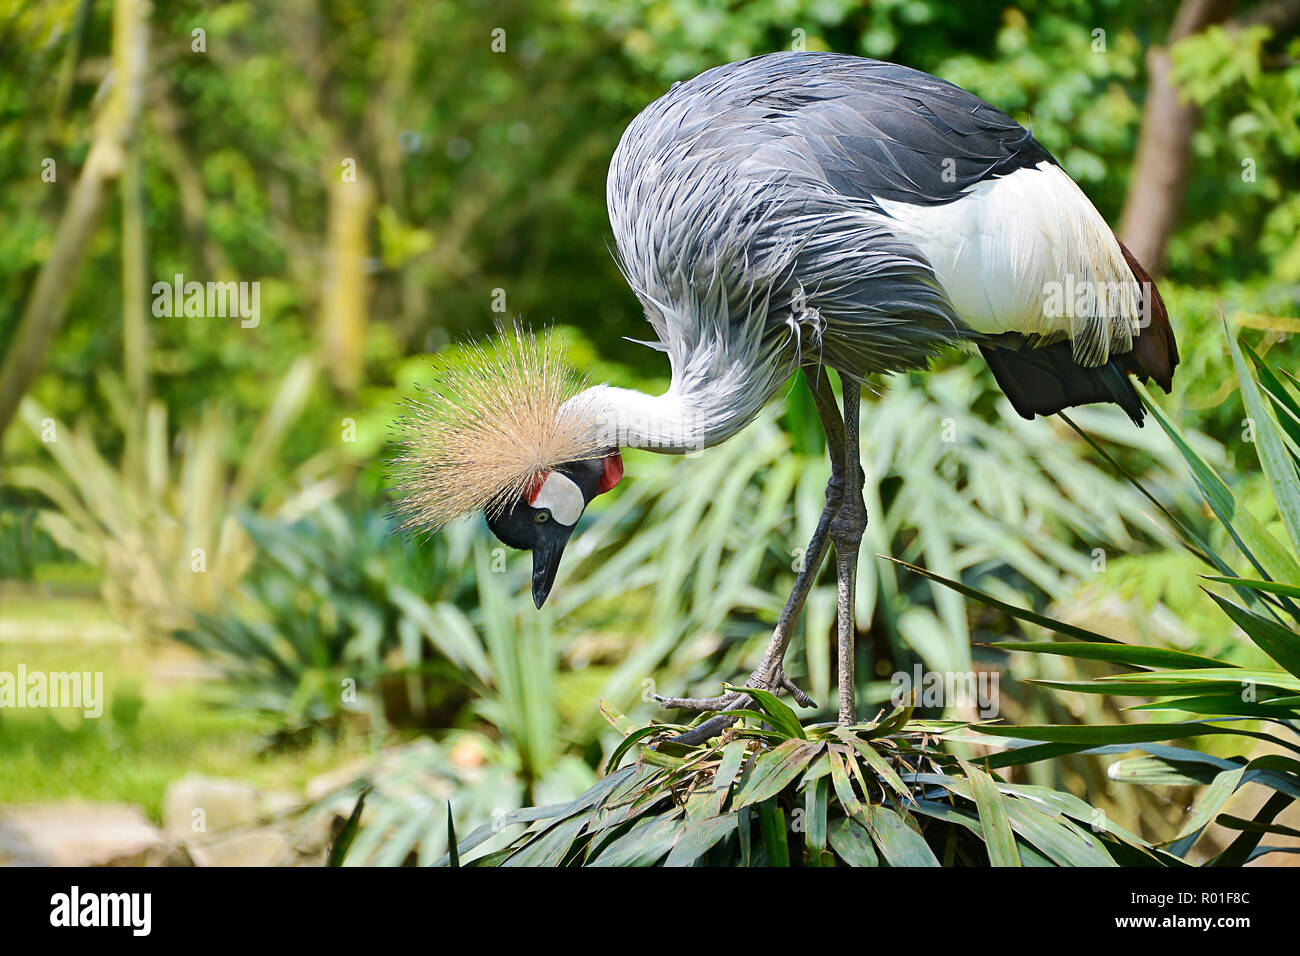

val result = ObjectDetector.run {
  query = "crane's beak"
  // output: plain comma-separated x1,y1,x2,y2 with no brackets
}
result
530,529,573,609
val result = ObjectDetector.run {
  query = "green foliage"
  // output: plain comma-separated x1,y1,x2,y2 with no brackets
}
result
1170,27,1300,280
2,0,1295,459
172,503,487,743
434,696,1169,867
310,732,560,867
0,637,347,819
8,360,321,638
11,325,1205,859
917,321,1300,863
327,787,370,867
0,506,77,580
167,359,1187,859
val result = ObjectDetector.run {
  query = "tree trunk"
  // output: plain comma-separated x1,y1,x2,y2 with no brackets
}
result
1119,0,1236,277
1120,0,1300,276
320,171,374,396
0,0,151,458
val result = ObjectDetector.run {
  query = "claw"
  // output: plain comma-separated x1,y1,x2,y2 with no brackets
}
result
780,674,817,709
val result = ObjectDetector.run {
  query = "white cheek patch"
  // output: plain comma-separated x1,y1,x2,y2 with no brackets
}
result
530,472,584,527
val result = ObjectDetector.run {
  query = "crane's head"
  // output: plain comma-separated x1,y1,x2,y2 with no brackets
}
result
390,325,620,608
483,453,622,607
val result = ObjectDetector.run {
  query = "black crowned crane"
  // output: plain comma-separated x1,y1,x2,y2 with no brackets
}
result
393,51,1179,744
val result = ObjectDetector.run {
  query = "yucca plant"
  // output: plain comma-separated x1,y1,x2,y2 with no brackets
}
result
376,326,1187,733
307,335,1204,863
173,503,492,743
7,359,326,638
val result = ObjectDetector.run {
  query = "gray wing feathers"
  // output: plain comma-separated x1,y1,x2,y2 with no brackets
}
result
607,52,1053,392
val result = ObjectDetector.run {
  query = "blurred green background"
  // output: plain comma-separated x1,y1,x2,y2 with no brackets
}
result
0,0,1297,865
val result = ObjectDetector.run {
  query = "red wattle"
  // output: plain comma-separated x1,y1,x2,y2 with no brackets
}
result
597,452,624,494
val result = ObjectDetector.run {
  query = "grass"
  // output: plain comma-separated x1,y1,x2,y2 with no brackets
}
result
0,603,369,822
0,583,125,641
0,695,361,822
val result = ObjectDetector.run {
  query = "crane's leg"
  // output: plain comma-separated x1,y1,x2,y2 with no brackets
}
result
653,471,838,713
654,370,849,743
828,377,867,725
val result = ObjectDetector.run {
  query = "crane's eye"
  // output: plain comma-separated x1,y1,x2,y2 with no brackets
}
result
534,509,551,525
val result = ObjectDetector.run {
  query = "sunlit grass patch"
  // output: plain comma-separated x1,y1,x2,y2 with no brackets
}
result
0,634,367,821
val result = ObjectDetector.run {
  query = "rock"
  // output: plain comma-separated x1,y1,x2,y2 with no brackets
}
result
190,828,293,867
160,773,336,866
259,789,301,819
304,756,376,804
0,802,178,866
162,774,299,841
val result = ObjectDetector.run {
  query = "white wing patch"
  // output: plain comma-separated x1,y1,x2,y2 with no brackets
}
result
531,472,585,527
873,161,1138,366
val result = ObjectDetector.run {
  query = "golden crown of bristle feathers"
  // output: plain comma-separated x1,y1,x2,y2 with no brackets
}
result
389,325,608,532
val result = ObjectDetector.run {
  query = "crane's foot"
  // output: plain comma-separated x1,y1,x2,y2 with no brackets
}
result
652,666,815,713
653,666,817,746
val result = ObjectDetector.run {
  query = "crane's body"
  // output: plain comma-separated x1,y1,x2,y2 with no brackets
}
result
395,52,1178,741
574,52,1175,457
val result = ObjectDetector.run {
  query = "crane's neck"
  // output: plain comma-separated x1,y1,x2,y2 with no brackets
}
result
565,380,769,455
562,312,799,455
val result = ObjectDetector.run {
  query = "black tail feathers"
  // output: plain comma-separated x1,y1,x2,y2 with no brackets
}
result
979,340,1145,427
